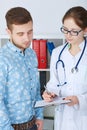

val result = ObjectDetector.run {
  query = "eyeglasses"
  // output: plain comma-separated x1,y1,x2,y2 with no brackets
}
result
60,27,82,36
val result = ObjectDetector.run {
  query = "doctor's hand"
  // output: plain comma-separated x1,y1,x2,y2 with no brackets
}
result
64,96,79,106
42,91,56,102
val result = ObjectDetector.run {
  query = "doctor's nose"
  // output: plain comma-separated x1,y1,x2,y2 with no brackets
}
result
66,33,72,37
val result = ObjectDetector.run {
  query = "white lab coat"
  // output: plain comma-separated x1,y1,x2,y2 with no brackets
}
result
47,40,87,130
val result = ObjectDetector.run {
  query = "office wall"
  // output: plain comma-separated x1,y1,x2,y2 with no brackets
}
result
0,0,87,36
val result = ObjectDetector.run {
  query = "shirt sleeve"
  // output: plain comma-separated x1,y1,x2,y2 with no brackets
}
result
34,77,43,120
0,60,14,130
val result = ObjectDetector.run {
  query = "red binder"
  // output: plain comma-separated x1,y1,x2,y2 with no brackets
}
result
32,39,40,68
39,39,47,69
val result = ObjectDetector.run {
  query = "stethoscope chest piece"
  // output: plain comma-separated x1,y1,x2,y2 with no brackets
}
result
71,67,78,73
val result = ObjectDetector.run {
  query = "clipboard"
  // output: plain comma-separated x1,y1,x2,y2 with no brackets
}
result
34,97,71,108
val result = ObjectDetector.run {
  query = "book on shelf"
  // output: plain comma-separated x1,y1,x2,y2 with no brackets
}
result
39,39,47,69
32,39,40,68
32,39,47,69
46,41,55,55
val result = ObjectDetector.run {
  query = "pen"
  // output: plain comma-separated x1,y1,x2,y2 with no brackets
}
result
44,85,55,99
44,85,51,95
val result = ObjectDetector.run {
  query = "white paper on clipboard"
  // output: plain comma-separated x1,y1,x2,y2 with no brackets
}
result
34,97,71,108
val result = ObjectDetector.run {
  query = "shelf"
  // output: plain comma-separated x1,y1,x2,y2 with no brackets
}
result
38,68,50,71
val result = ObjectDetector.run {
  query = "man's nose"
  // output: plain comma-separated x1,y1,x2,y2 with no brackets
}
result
24,34,29,41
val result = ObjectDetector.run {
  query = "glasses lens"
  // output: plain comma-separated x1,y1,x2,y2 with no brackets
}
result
70,30,78,36
60,27,68,34
70,30,82,36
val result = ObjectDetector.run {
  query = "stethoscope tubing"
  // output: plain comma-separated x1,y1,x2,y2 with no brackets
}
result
56,38,86,71
56,38,86,87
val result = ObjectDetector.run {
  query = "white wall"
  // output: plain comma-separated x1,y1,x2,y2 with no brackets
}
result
0,0,87,37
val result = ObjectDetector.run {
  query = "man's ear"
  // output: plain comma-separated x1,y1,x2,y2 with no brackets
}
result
6,28,11,35
6,28,12,40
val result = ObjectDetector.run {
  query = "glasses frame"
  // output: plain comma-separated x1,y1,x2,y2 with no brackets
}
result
60,27,82,36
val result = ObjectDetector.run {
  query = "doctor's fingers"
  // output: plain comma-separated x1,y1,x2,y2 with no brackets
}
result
67,101,75,106
65,96,75,101
64,96,73,100
42,91,52,98
65,96,79,106
64,96,74,106
42,92,54,101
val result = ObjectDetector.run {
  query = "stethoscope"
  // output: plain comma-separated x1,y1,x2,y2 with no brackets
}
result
56,38,86,87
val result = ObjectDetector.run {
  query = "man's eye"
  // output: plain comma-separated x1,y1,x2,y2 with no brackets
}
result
18,33,23,36
28,30,33,35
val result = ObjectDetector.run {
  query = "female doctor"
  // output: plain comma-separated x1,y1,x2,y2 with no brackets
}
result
42,6,87,130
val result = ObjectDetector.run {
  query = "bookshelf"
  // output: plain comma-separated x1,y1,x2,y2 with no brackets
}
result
38,68,50,71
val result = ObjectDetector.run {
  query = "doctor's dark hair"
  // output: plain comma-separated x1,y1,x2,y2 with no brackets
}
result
5,7,33,30
62,6,87,30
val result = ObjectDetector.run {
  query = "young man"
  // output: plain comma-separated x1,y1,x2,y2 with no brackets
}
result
0,7,43,130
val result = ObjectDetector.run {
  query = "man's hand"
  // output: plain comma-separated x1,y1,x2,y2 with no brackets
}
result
35,119,43,130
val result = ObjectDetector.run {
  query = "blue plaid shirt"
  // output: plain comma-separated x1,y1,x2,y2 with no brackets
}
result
0,41,43,130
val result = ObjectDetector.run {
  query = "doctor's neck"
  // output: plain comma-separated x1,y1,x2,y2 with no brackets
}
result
69,39,84,56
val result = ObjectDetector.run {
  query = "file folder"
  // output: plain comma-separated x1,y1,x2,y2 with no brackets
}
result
47,41,55,55
39,39,47,69
32,39,40,68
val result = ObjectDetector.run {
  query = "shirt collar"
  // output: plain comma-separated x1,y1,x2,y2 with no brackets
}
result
7,40,26,55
